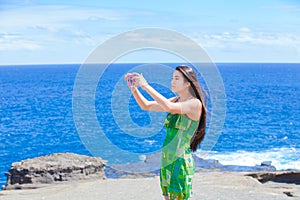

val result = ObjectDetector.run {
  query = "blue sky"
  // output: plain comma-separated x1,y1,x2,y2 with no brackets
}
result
0,0,300,64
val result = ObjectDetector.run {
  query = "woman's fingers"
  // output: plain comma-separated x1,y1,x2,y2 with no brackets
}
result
137,73,148,87
124,73,131,81
124,72,147,88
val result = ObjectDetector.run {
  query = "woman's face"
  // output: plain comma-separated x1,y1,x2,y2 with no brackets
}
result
171,70,189,93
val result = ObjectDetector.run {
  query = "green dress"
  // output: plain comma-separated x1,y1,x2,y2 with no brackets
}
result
160,113,199,200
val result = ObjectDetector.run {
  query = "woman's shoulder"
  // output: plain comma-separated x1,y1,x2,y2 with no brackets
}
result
168,96,180,102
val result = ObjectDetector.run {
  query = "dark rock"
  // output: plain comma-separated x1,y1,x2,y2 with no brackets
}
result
261,161,272,167
3,153,107,190
193,154,223,169
246,171,300,185
283,191,294,197
106,153,279,178
106,152,161,178
193,155,276,172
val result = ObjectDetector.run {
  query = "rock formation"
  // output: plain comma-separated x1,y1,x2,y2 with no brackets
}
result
4,152,299,192
3,153,107,190
105,153,277,178
246,171,300,184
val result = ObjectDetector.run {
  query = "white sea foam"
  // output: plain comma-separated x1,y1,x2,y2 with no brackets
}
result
198,147,300,170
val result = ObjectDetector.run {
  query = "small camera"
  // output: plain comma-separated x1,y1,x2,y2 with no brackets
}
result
127,73,137,87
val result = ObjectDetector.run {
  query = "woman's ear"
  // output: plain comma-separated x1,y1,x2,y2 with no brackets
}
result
186,81,191,88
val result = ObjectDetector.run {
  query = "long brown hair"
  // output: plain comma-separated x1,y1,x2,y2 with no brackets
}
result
176,65,207,152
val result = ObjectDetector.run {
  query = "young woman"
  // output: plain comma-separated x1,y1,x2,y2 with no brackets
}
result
125,65,207,200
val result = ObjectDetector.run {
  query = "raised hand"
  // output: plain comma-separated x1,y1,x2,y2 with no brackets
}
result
136,73,148,89
125,72,139,88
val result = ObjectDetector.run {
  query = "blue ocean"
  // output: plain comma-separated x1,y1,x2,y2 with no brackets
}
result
0,63,299,187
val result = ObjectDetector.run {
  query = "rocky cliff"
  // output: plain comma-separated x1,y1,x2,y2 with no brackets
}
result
3,153,107,190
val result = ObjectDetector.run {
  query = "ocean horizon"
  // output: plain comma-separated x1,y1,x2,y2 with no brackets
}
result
0,62,299,188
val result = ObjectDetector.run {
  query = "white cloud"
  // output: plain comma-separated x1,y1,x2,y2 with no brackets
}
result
1,2,299,63
0,5,127,52
194,27,300,62
0,5,123,31
201,28,300,48
0,33,42,51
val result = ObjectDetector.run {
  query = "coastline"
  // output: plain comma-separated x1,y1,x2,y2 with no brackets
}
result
1,153,299,199
1,172,299,200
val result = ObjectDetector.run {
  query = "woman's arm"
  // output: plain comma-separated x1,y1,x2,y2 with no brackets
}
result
137,74,201,119
125,73,165,112
131,87,179,112
141,84,200,115
131,87,163,111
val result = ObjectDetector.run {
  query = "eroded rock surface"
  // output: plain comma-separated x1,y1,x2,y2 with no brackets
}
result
246,171,300,184
3,153,107,190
